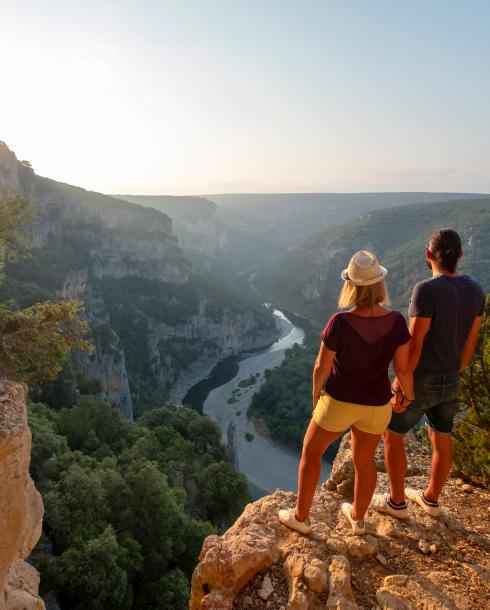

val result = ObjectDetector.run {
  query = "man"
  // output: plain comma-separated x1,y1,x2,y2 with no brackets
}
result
373,228,485,518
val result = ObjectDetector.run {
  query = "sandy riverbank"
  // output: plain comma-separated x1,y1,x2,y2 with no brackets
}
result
203,346,331,495
170,311,292,406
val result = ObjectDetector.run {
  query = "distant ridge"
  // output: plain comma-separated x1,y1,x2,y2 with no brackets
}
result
206,192,488,246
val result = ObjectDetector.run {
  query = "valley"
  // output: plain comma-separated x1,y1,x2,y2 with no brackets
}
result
1,138,489,610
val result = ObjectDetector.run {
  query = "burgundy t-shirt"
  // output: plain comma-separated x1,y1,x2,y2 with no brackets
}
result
321,310,411,406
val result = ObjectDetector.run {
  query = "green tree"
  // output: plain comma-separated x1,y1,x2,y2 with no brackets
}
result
195,461,250,527
44,464,109,548
138,567,190,610
0,299,91,384
124,461,184,579
453,295,490,487
0,188,91,385
57,526,132,610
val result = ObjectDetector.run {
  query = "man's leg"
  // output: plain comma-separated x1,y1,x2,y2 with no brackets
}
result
383,395,428,505
424,428,453,502
424,391,460,502
383,430,408,504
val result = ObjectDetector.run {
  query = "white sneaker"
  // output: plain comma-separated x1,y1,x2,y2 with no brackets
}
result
405,488,440,517
371,493,409,519
341,502,366,535
278,508,312,534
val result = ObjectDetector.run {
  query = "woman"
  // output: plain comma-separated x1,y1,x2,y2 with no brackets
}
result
279,250,414,535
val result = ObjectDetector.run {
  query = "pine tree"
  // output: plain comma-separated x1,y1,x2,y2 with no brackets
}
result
453,296,490,487
0,188,90,383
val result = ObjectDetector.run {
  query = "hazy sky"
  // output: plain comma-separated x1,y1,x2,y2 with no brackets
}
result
1,1,489,195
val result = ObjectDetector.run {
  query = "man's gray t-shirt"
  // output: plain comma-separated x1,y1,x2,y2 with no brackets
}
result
408,274,485,376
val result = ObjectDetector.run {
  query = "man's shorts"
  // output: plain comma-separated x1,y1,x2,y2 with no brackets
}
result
313,392,392,435
388,372,461,436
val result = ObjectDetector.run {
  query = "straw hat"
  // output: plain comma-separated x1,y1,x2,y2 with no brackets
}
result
341,250,387,286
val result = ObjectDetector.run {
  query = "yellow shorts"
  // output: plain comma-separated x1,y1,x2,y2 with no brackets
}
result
313,392,392,435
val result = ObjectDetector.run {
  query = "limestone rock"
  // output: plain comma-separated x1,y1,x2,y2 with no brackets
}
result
326,555,359,609
258,574,274,600
346,535,379,559
328,435,355,499
461,562,490,584
376,587,413,609
326,537,348,556
303,559,327,593
0,381,45,610
372,513,406,539
376,575,458,610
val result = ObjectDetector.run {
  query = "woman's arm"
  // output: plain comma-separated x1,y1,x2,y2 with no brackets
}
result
393,341,414,412
312,342,336,409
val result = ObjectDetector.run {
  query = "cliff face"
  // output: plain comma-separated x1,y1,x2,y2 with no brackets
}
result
0,380,45,610
190,434,490,610
116,193,280,279
56,270,133,418
0,141,278,416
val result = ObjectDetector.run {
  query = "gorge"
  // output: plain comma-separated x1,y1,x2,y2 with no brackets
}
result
1,138,489,609
0,141,279,418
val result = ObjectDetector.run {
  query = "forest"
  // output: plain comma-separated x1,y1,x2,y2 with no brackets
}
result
29,397,249,609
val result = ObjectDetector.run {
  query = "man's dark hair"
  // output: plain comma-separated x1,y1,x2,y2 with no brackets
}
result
428,228,462,273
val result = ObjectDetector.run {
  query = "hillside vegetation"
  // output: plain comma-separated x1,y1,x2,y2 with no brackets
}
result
254,197,490,323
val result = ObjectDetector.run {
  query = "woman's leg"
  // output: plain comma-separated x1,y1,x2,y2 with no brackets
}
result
295,419,341,521
350,426,382,521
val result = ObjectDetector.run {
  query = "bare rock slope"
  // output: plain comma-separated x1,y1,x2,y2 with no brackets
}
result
191,434,490,609
0,381,45,610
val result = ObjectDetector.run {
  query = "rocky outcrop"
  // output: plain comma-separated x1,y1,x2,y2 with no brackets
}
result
190,434,490,609
0,380,45,610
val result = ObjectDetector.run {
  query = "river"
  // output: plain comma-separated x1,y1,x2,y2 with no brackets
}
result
189,308,333,499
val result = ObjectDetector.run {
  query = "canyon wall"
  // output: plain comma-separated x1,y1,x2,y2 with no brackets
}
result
0,141,277,417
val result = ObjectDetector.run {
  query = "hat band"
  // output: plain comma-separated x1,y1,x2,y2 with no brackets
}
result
341,268,387,286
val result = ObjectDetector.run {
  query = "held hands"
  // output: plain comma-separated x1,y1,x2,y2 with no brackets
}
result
391,378,414,413
391,393,413,413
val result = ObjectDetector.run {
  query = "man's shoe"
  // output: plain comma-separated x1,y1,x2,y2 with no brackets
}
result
371,493,409,519
405,488,440,517
341,502,366,535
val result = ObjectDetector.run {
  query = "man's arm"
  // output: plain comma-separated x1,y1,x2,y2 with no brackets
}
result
406,316,432,373
312,342,335,409
460,316,484,373
392,316,431,393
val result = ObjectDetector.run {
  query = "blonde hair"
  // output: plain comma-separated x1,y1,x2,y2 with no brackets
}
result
338,279,389,308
